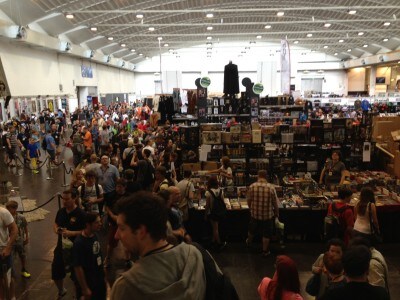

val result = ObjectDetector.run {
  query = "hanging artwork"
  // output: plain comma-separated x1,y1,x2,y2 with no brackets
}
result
47,99,54,112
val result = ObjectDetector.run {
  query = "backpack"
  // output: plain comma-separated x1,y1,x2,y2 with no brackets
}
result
80,183,100,210
208,189,227,218
191,242,239,300
122,148,135,170
324,203,349,240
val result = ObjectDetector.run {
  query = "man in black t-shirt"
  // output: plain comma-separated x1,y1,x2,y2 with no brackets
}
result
325,245,389,300
52,190,86,298
72,213,106,300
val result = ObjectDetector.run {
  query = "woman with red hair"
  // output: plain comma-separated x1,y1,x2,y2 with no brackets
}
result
258,255,303,300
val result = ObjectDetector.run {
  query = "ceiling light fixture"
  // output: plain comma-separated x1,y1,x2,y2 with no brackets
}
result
256,35,262,39
164,43,169,47
90,27,97,32
358,32,364,36
107,36,114,41
206,42,212,46
207,36,212,40
324,23,331,28
294,40,299,44
145,56,149,59
277,12,285,17
139,53,143,56
323,45,328,49
383,38,389,42
206,13,214,18
250,41,256,44
334,53,338,56
207,26,213,30
130,49,135,52
245,46,250,50
363,44,368,48
347,49,352,52
265,25,272,29
348,10,357,15
307,33,313,37
65,13,74,19
339,39,344,43
384,22,391,26
157,37,163,41
121,43,126,47
148,27,155,31
136,14,144,19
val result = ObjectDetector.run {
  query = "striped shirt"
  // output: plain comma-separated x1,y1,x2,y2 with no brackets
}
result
247,179,277,220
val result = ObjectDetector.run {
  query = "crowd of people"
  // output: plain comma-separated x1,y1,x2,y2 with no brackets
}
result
0,103,393,300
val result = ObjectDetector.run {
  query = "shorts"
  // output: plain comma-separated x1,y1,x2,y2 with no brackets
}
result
7,147,16,160
51,246,66,280
13,243,26,259
47,149,56,161
248,217,273,238
0,254,12,278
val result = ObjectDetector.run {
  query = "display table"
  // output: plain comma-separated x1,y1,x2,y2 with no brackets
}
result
188,203,400,243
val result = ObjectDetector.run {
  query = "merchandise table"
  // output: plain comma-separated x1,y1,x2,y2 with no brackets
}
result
187,204,400,243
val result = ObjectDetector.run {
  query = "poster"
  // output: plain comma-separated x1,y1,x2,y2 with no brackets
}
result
47,99,54,112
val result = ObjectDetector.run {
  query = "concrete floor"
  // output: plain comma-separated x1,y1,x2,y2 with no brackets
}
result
1,147,399,300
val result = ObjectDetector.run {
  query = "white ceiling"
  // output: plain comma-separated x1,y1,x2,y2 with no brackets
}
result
1,0,400,63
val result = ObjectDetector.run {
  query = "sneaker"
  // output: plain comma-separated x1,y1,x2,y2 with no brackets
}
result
32,170,39,174
58,288,67,298
21,270,31,278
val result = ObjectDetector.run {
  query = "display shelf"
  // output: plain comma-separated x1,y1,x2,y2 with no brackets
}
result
259,105,304,109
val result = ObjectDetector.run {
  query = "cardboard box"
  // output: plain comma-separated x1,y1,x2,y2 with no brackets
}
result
201,123,222,131
230,124,241,133
202,161,219,170
252,130,262,143
221,132,232,143
262,125,275,135
372,117,400,140
241,123,251,133
252,122,261,130
391,130,400,142
231,133,241,143
182,163,201,172
202,131,221,144
240,133,252,143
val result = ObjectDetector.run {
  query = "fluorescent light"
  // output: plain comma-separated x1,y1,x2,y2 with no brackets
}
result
358,32,364,36
324,23,331,28
157,37,163,41
384,22,391,26
107,36,114,41
348,10,357,15
383,38,389,42
277,11,285,17
207,26,213,30
294,40,299,44
90,27,97,32
323,45,329,49
339,39,344,43
245,46,250,50
307,33,313,37
334,53,338,56
65,13,74,19
206,42,212,46
136,14,144,19
130,49,135,52
145,57,149,59
207,36,212,40
207,47,212,50
265,25,272,29
164,43,169,47
363,44,368,48
148,27,155,31
207,51,212,55
317,70,324,73
206,13,214,18
139,53,143,56
311,50,316,52
347,49,352,52
256,35,262,39
121,43,126,47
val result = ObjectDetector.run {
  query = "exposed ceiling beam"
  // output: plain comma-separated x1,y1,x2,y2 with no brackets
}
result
29,12,62,25
66,6,400,14
93,19,398,27
60,25,87,36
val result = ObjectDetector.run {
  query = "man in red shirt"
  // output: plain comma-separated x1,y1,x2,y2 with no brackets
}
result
327,187,354,246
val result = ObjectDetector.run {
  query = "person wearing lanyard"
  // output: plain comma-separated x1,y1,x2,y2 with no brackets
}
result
95,155,119,214
319,151,346,191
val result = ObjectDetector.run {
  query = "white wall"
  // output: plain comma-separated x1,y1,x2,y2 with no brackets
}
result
348,68,366,91
0,42,135,97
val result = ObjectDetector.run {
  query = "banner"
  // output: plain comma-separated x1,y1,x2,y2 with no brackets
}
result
280,39,291,95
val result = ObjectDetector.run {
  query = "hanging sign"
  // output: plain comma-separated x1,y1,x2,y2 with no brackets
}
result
200,77,211,88
253,83,264,95
280,39,291,95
